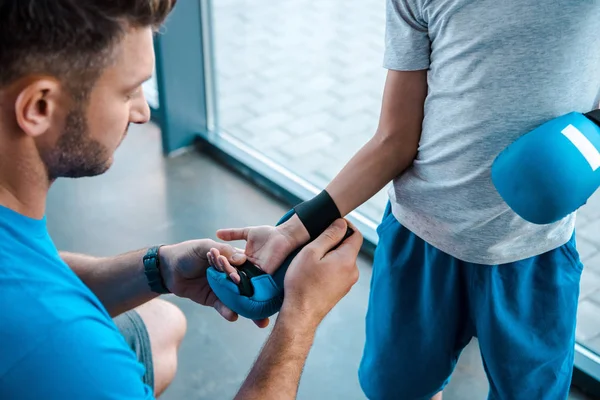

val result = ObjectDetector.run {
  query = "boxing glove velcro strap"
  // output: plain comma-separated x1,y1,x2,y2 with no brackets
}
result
293,190,341,241
235,260,268,297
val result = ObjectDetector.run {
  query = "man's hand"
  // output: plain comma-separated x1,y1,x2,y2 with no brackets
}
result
279,218,362,328
158,240,269,328
233,219,362,400
214,214,311,281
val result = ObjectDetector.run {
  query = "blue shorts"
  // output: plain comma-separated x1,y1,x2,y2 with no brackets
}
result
358,203,583,400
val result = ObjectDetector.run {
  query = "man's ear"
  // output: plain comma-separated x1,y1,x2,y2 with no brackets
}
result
14,78,63,138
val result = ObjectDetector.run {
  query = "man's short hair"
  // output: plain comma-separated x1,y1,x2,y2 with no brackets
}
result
0,0,177,97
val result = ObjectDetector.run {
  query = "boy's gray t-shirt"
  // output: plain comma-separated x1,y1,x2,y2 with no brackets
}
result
385,0,600,264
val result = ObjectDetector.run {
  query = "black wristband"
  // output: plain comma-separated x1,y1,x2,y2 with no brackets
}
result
293,190,341,240
143,246,171,294
585,109,600,128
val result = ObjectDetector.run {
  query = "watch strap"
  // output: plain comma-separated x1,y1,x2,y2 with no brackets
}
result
143,245,170,294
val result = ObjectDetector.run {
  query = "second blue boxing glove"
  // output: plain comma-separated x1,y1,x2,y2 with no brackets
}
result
492,109,600,224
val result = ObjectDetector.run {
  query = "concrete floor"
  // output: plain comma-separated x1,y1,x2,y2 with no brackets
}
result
46,123,593,399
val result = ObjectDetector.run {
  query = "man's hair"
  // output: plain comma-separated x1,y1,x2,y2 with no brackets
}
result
0,0,177,97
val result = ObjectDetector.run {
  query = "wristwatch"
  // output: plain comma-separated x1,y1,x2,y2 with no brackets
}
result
143,246,170,294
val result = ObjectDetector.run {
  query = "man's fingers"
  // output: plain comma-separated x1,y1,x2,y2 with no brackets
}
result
336,220,363,255
208,248,241,283
214,299,239,322
209,248,223,269
216,227,250,242
253,318,270,328
207,251,217,268
218,255,241,284
211,243,247,266
211,295,268,327
324,221,363,262
306,219,348,257
204,291,238,322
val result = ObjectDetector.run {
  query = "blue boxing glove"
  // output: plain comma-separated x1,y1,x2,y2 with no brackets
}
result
206,209,298,321
207,190,350,321
492,109,600,224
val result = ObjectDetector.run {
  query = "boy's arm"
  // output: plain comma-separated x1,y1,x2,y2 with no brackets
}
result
215,69,429,276
281,69,428,244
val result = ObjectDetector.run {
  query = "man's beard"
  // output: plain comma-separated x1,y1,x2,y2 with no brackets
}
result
41,106,112,181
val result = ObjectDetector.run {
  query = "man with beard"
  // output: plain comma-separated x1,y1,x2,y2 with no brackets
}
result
0,1,363,399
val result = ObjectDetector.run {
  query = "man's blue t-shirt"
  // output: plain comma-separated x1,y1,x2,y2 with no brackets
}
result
0,205,153,399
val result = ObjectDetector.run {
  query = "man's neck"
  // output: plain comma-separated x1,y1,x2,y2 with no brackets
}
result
0,136,50,220
0,182,48,220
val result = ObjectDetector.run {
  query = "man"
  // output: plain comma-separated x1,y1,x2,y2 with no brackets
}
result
212,1,600,399
0,1,363,399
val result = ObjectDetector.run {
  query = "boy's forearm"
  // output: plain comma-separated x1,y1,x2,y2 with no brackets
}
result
326,134,417,216
281,134,417,245
280,69,427,244
327,69,427,216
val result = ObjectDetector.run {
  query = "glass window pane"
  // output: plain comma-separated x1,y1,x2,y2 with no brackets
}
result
213,0,389,223
143,66,159,110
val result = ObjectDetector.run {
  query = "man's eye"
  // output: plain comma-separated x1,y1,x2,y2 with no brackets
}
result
126,88,141,100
